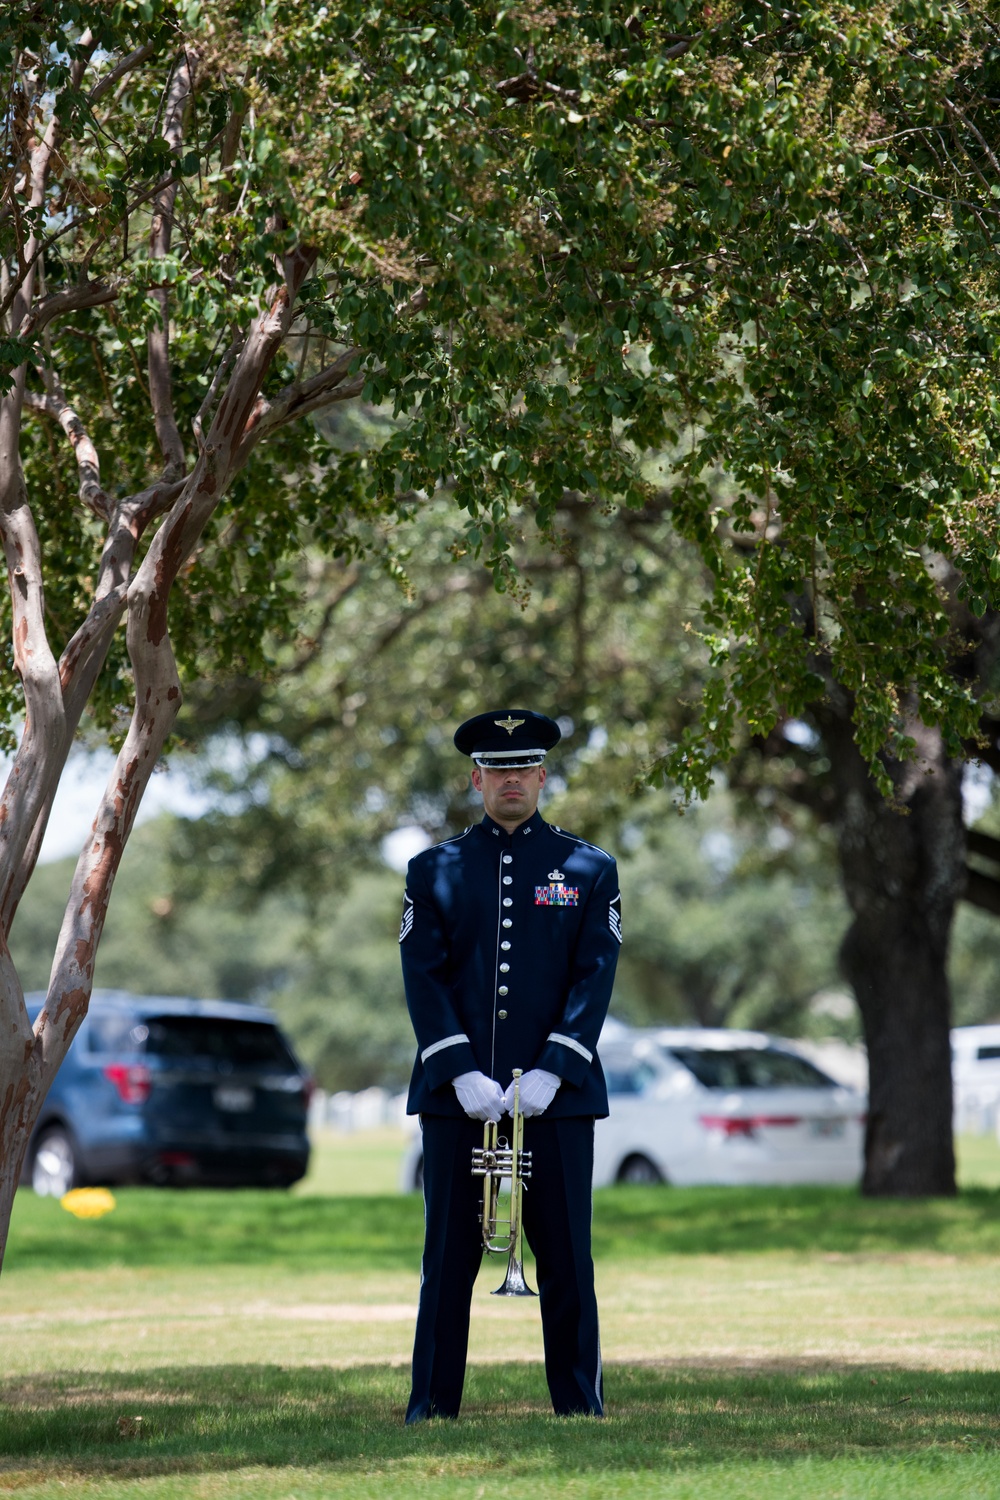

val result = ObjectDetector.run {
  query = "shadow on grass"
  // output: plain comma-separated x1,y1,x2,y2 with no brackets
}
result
8,1185,1000,1274
0,1364,998,1483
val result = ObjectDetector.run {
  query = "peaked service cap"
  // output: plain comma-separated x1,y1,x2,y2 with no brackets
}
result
454,709,561,769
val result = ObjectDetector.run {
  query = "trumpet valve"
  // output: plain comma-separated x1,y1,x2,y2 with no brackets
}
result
472,1147,515,1176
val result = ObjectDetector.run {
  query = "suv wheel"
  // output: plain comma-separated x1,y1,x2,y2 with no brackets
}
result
616,1153,664,1186
32,1127,78,1197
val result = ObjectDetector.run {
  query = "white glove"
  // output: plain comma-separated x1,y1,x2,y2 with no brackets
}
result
504,1069,561,1118
453,1070,505,1123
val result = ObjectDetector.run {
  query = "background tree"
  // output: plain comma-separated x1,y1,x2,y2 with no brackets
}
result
2,0,1000,1273
324,1,1000,1199
0,0,679,1258
182,0,1000,1198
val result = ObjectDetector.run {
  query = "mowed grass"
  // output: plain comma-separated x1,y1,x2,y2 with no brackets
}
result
294,1127,415,1196
8,1173,1000,1274
3,1134,1000,1496
1,1364,999,1499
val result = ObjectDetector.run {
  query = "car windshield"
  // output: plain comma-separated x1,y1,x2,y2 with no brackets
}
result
667,1046,834,1090
143,1016,297,1068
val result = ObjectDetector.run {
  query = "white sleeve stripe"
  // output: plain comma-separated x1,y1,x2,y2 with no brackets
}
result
548,1032,593,1063
421,1033,470,1063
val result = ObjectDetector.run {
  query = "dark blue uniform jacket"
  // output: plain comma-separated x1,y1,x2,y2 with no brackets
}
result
400,811,622,1118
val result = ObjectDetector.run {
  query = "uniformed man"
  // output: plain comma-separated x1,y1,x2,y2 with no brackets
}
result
400,709,622,1423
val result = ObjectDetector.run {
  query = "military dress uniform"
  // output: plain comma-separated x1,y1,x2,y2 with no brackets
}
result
400,711,622,1422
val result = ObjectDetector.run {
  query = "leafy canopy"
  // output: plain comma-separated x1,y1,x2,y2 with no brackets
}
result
4,2,1000,793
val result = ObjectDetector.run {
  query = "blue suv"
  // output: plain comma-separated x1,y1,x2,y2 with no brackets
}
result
24,991,312,1194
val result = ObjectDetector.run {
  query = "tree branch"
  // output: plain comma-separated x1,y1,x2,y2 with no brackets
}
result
236,346,364,459
17,278,121,340
36,253,313,1056
0,387,67,927
147,51,199,478
216,85,250,216
193,335,242,453
36,553,185,1093
0,472,184,936
23,384,111,520
88,39,159,105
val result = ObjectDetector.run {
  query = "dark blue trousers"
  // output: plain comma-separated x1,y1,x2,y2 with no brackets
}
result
406,1114,603,1421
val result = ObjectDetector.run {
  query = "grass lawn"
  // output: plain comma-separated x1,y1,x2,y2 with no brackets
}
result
2,1137,1000,1497
295,1124,1000,1196
955,1129,1000,1188
1,1364,999,1500
294,1127,415,1196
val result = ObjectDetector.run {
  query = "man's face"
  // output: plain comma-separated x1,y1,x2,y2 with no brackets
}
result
471,763,546,830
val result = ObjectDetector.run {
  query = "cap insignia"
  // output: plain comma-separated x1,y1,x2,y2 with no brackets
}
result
495,716,525,736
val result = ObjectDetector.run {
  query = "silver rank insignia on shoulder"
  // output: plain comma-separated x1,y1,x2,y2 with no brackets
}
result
494,715,525,734
548,869,565,883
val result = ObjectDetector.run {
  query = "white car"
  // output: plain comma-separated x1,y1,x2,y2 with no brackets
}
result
399,1025,866,1190
952,1025,1000,1134
595,1028,865,1186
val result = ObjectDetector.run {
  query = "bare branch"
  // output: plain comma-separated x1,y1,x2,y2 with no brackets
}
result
88,40,159,105
23,384,111,520
193,335,242,452
216,85,250,216
16,277,121,339
0,384,67,921
148,51,199,478
36,256,314,1052
0,472,184,936
5,40,95,333
943,97,1000,184
236,346,364,458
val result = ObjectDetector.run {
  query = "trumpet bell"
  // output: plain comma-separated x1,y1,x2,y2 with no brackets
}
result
492,1256,538,1297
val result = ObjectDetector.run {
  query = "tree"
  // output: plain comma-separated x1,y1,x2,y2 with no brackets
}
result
2,0,999,1283
0,0,668,1259
347,1,1000,1198
264,4,1000,1197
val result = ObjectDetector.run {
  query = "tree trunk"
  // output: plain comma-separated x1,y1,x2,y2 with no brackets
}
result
818,699,963,1196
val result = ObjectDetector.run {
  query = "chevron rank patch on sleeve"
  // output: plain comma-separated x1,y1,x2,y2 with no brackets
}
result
399,893,414,943
609,894,622,944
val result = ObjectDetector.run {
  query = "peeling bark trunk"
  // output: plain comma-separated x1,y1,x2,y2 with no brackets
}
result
817,698,964,1197
0,233,312,1268
0,943,40,1272
0,38,367,1277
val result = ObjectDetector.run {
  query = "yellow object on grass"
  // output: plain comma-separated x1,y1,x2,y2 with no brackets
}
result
60,1187,116,1219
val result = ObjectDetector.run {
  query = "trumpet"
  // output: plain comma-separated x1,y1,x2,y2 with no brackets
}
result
471,1068,537,1297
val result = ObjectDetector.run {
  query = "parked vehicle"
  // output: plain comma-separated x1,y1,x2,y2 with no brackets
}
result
594,1028,865,1186
399,1025,865,1191
23,990,312,1195
952,1024,1000,1135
